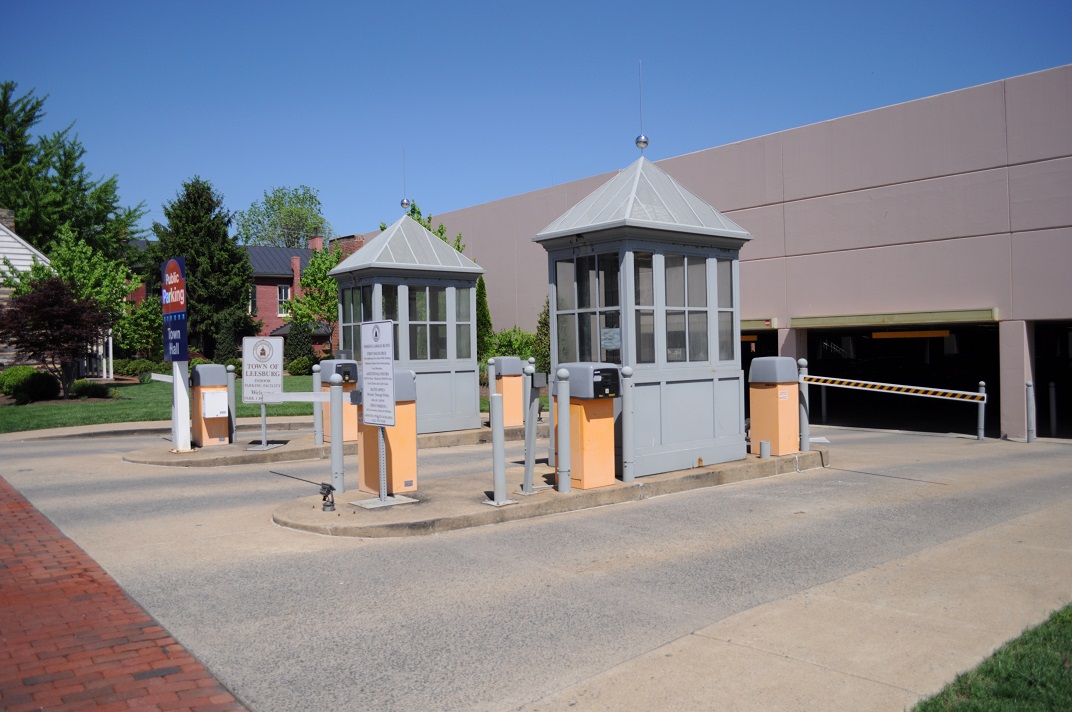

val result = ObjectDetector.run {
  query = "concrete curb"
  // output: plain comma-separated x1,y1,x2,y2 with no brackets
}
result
271,449,829,538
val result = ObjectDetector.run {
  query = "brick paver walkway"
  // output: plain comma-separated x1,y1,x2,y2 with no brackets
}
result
0,476,247,711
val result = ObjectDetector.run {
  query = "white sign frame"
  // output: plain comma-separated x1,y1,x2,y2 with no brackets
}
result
360,321,396,427
242,336,284,404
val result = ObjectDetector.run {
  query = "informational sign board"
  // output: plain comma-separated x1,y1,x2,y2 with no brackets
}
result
161,257,188,362
242,337,284,404
360,321,396,427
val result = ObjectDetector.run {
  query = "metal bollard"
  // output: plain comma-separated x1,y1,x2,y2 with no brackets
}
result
621,366,635,483
798,358,810,452
486,393,515,506
978,382,986,440
329,374,345,494
312,364,323,446
1026,381,1036,443
556,368,571,493
820,385,827,424
487,358,497,407
521,365,538,495
1050,381,1057,439
760,440,771,459
226,365,236,444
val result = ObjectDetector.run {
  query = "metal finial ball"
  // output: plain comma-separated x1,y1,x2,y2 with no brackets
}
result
401,197,412,210
635,134,649,150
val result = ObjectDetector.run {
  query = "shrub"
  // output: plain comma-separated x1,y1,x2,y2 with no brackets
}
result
190,357,213,369
223,357,242,372
71,379,113,399
0,365,38,396
12,370,61,404
286,356,313,376
490,327,538,360
284,321,315,365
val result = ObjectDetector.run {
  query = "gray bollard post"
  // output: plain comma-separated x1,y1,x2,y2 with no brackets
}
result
556,368,571,493
329,373,345,494
312,364,323,446
977,382,986,440
798,358,810,452
487,358,497,424
760,440,771,459
1050,381,1057,438
1026,381,1036,443
486,393,515,506
226,365,236,444
820,385,827,424
521,365,537,495
621,366,635,483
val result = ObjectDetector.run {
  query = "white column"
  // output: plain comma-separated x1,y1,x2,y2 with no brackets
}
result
172,360,192,451
999,320,1034,441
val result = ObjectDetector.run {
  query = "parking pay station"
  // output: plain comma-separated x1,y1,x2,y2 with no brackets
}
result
490,356,524,427
355,369,418,495
748,356,799,456
553,362,621,489
320,358,359,442
191,364,229,447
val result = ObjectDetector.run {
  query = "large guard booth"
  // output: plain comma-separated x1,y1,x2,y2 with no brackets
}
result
330,215,484,434
534,157,753,476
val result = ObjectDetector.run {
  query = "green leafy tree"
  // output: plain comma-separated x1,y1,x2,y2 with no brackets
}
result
0,81,145,261
146,177,257,357
0,276,109,397
234,185,333,248
283,320,314,366
380,202,465,253
475,275,494,363
535,297,551,373
286,243,344,339
116,296,163,359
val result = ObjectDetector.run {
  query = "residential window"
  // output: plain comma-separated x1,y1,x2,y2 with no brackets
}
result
277,285,290,316
409,286,448,360
555,254,620,364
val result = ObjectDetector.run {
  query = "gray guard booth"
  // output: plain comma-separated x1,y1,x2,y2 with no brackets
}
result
534,157,753,476
330,214,485,434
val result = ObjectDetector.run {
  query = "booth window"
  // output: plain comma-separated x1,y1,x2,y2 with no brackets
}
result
409,286,448,360
456,286,472,359
555,254,620,364
665,254,708,362
339,285,373,354
277,285,290,316
634,252,655,363
716,259,734,361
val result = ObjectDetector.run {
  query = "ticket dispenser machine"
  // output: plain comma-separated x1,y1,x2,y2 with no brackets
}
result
356,369,418,495
553,362,621,490
191,364,230,447
748,356,799,456
320,358,359,442
490,356,524,427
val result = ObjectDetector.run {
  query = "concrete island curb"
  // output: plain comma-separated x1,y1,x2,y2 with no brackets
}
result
272,449,829,538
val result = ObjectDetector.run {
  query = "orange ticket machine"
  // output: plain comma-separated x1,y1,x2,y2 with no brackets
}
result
320,358,360,442
191,364,230,447
552,362,621,490
356,369,418,495
748,357,799,456
490,356,524,427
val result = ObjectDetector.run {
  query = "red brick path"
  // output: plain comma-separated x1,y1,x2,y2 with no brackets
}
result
0,476,247,711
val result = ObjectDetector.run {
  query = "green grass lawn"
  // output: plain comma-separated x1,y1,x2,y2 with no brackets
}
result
0,377,317,434
913,603,1072,710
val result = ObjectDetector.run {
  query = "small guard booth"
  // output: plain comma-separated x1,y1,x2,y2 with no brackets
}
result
330,215,484,434
534,156,753,477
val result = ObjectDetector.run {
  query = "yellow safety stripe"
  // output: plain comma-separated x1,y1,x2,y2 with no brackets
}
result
801,375,987,403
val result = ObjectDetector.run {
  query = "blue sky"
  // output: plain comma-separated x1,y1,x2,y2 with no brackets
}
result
4,0,1070,240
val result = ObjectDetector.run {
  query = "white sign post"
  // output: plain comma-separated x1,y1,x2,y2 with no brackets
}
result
242,336,284,450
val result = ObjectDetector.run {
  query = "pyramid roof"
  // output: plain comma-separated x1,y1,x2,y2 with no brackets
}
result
330,215,483,278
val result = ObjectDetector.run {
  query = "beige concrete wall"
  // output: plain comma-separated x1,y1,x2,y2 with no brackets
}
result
434,66,1071,335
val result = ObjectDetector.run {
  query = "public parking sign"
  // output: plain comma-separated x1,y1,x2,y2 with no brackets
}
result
161,257,188,362
360,321,396,427
242,337,284,403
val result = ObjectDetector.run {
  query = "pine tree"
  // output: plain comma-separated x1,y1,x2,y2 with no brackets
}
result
146,177,256,357
535,297,551,374
475,275,494,363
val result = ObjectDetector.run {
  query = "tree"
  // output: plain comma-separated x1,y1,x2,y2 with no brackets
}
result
286,243,344,340
381,202,465,253
0,81,145,261
115,297,163,360
0,276,109,397
534,297,551,374
283,319,314,366
146,177,257,357
234,185,333,247
475,275,494,363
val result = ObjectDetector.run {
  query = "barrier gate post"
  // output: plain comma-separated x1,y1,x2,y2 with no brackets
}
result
978,382,986,440
621,366,635,483
312,364,323,446
226,365,236,444
329,374,345,494
798,359,810,452
556,368,571,493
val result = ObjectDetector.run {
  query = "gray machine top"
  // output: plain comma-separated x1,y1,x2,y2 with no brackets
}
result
554,362,621,399
489,356,523,376
748,356,798,384
320,358,359,384
190,363,228,387
348,368,418,406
